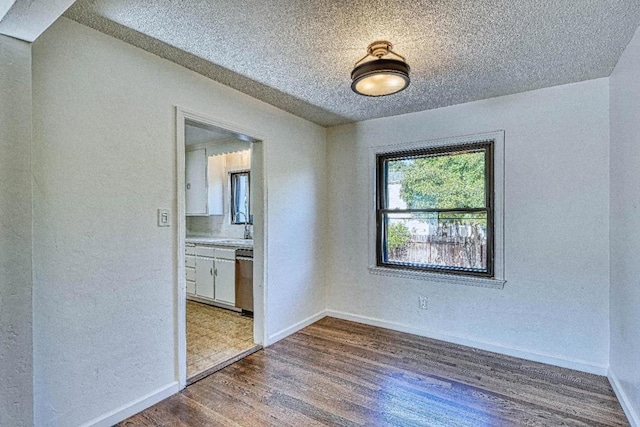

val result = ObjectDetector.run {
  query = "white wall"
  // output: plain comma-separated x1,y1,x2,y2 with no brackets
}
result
609,24,640,426
327,79,610,373
0,34,33,427
32,17,327,426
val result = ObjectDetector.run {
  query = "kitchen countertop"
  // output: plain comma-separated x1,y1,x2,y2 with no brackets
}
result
186,236,253,249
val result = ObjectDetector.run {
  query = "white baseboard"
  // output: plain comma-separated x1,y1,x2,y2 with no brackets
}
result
80,381,180,427
267,310,328,345
608,368,640,427
326,310,608,375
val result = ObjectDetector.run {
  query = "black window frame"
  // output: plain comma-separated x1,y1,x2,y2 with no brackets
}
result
375,141,495,278
230,170,252,225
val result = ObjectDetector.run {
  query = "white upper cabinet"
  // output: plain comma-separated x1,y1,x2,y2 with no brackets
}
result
185,148,207,215
207,155,224,215
185,149,224,216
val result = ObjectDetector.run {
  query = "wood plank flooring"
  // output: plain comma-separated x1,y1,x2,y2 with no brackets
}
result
186,300,257,382
121,317,629,426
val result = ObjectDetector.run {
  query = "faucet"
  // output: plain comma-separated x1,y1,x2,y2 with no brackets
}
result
234,211,252,239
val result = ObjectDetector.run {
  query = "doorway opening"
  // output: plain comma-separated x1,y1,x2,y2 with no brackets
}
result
176,108,266,387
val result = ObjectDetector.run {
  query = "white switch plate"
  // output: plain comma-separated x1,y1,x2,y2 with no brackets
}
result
157,209,170,227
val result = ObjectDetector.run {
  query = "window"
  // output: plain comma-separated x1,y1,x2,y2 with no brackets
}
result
230,171,252,224
371,132,504,286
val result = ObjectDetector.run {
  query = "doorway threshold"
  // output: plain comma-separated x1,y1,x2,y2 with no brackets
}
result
187,344,262,385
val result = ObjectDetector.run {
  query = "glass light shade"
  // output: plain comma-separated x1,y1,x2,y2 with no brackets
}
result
351,58,410,97
354,73,408,96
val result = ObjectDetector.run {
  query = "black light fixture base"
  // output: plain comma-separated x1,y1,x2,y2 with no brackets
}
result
351,58,411,97
351,41,410,97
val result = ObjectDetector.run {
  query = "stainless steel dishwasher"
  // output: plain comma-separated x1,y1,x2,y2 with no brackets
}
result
235,248,253,314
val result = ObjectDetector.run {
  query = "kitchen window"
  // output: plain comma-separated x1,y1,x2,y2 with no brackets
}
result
369,132,505,288
230,171,251,225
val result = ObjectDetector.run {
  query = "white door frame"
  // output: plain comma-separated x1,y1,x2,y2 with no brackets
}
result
175,107,268,389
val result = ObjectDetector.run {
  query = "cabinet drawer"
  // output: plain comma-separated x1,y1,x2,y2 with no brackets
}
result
186,267,196,282
185,255,196,268
186,280,195,295
214,248,236,260
196,245,215,258
185,244,195,256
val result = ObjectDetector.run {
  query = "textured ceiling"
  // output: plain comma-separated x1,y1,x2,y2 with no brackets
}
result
185,122,233,146
65,0,640,127
185,120,253,147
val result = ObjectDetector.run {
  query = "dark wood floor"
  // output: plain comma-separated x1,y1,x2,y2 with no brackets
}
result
119,317,628,426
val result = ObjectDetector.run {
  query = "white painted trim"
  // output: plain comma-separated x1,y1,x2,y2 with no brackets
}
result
368,131,506,287
267,310,328,346
327,310,607,375
608,368,640,427
369,266,505,289
175,107,268,390
176,109,187,389
79,382,179,427
256,140,268,346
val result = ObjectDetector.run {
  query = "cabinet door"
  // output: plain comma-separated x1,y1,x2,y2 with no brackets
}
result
214,258,236,305
207,154,225,215
195,257,214,299
185,149,207,215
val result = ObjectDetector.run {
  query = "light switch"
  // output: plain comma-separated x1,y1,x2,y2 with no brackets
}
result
157,209,170,227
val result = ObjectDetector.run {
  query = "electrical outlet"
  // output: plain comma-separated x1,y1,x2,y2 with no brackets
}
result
419,296,428,310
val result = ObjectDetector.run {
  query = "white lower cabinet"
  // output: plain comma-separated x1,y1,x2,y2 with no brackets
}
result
186,243,236,306
195,257,215,299
213,258,235,305
186,279,196,295
186,244,196,296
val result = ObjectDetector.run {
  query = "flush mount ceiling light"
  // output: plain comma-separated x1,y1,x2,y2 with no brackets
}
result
351,40,410,97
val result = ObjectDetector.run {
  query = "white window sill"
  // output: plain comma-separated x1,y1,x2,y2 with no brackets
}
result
368,266,506,289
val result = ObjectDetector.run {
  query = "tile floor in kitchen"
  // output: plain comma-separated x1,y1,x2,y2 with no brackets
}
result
186,300,259,383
